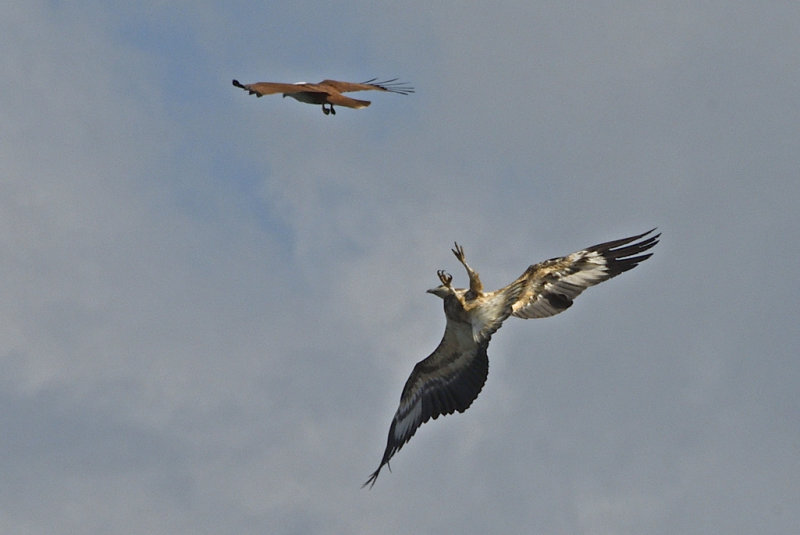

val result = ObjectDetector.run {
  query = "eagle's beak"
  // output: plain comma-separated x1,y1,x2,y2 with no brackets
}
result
427,286,448,297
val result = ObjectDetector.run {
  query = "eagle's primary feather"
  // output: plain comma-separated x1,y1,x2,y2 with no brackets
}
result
364,229,659,488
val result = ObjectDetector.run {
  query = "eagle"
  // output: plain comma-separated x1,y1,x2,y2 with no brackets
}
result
231,78,413,115
364,229,660,487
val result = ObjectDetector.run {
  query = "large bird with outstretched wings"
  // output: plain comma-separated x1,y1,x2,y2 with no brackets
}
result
232,78,413,115
364,229,660,487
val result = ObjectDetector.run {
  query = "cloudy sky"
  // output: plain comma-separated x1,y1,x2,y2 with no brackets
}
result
2,2,799,533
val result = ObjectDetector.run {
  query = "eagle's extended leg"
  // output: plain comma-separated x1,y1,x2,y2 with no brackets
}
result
452,243,483,295
330,105,336,115
322,104,331,115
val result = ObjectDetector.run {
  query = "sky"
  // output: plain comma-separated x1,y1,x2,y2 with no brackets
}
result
2,1,799,533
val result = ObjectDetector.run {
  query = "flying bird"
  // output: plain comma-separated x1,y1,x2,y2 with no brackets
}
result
364,229,660,487
231,78,414,115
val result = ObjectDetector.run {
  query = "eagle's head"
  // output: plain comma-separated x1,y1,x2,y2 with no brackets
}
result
426,285,452,298
427,270,455,299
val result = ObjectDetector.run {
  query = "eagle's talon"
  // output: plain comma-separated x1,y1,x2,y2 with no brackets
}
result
452,242,466,263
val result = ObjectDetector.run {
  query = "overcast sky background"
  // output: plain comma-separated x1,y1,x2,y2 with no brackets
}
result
2,2,799,534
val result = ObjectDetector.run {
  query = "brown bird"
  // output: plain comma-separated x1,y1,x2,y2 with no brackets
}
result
364,230,660,488
231,78,414,115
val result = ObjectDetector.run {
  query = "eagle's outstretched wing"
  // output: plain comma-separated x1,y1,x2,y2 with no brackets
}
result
363,275,526,488
363,323,488,488
510,229,660,319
